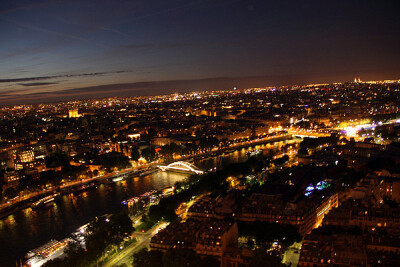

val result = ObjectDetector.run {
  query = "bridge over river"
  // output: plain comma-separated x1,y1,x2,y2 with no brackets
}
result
157,161,204,175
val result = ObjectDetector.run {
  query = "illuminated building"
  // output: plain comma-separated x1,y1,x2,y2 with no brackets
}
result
150,220,238,258
187,194,237,220
323,199,400,235
68,109,80,118
128,133,140,140
299,231,366,266
4,171,20,188
241,192,338,235
299,229,400,266
17,149,35,163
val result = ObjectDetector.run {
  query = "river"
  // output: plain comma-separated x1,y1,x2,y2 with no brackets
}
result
0,139,293,266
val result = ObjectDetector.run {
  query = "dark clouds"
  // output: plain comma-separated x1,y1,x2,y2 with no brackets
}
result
18,82,59,87
0,0,399,105
0,71,129,83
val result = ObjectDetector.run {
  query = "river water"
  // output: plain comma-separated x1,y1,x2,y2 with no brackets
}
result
0,140,292,266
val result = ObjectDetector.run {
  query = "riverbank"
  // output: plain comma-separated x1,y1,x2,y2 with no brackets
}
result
0,168,140,219
170,133,292,163
0,134,292,219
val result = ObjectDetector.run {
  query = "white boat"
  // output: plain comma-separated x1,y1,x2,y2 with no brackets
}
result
247,149,263,157
112,173,128,182
31,193,61,209
25,238,71,267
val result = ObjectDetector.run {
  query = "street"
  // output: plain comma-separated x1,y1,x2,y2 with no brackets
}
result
103,222,168,267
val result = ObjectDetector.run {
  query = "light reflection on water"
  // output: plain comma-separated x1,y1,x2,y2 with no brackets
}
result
0,171,189,266
0,140,293,266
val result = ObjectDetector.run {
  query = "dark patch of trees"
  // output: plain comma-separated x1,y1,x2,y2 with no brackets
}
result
300,135,339,150
4,187,17,199
298,147,309,156
273,155,289,166
131,147,141,161
367,157,396,171
94,152,130,171
238,221,301,248
45,152,70,168
141,146,156,162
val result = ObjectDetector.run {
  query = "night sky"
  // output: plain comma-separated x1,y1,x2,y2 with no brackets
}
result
1,0,399,104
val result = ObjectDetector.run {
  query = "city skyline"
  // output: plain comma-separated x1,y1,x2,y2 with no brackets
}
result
2,1,400,266
1,81,400,267
1,0,399,104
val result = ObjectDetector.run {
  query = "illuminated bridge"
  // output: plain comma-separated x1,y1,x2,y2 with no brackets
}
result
158,161,204,174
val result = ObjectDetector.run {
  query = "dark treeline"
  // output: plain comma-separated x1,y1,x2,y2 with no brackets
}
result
237,221,302,248
299,135,339,150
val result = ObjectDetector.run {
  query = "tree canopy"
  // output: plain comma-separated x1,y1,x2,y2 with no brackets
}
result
94,152,130,170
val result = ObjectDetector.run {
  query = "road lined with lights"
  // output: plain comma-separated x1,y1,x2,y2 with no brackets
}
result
104,222,169,267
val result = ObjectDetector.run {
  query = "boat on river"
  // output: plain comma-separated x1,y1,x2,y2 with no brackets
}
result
121,190,158,205
112,173,128,182
31,193,61,209
246,149,263,157
69,183,97,194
